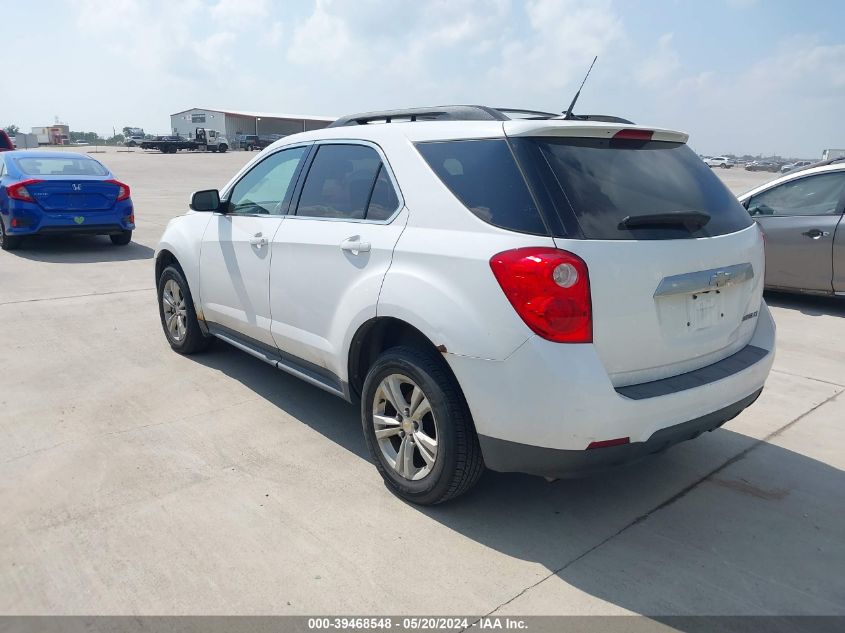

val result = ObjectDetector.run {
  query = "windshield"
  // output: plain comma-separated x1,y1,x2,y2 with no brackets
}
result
518,137,753,240
14,156,109,176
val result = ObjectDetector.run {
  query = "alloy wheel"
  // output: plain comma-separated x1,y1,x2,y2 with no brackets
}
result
372,374,439,481
162,279,188,342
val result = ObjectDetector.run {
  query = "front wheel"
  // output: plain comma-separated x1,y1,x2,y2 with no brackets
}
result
110,230,132,245
218,144,227,153
0,219,22,251
157,265,211,354
361,346,484,505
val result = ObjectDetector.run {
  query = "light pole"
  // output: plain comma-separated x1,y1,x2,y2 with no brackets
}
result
255,117,261,136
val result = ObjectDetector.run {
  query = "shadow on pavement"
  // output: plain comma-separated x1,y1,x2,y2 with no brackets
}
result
10,234,154,263
191,342,844,618
764,290,845,317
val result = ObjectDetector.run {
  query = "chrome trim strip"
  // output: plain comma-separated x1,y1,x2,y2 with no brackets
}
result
654,263,754,298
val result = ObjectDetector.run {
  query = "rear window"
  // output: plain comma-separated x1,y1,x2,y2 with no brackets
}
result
14,156,108,176
416,139,548,235
521,137,753,240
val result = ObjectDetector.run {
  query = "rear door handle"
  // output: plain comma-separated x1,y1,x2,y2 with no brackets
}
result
340,236,371,255
249,232,268,247
801,229,830,239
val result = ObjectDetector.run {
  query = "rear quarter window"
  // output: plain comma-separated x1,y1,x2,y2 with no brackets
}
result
416,139,548,235
520,137,753,240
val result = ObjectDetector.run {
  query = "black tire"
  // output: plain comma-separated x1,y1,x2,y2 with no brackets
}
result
157,265,211,354
110,230,132,245
361,345,484,505
0,218,22,251
218,144,227,153
246,144,254,151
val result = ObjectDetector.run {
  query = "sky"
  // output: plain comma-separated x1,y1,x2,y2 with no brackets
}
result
2,0,844,158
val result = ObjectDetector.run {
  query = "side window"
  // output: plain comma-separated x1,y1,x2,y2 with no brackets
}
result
416,139,547,235
366,165,400,221
748,172,845,217
296,144,395,220
228,146,307,215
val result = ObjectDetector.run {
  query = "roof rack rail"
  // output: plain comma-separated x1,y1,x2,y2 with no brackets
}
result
494,108,560,120
328,105,509,127
327,105,635,127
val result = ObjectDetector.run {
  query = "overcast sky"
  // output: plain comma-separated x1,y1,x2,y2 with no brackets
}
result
3,0,843,157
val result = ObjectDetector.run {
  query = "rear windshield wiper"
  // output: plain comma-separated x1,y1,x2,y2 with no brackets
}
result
618,211,711,231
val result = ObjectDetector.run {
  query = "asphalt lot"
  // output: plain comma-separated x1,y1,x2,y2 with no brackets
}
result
1,148,843,616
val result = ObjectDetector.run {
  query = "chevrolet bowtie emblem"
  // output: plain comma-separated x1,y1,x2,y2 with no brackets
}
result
709,271,732,287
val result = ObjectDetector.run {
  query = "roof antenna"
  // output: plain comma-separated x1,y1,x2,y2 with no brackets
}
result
563,56,597,120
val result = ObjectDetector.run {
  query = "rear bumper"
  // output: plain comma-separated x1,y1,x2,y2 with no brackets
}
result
3,201,134,236
445,301,775,467
479,388,762,478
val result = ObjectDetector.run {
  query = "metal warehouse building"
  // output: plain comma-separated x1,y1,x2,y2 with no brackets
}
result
170,108,335,141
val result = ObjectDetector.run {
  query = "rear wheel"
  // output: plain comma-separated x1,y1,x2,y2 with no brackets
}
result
110,231,132,246
0,219,22,251
361,346,484,505
157,265,210,354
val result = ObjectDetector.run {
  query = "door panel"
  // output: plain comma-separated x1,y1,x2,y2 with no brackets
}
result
834,216,845,293
199,215,283,345
755,215,838,292
269,212,407,371
198,145,308,344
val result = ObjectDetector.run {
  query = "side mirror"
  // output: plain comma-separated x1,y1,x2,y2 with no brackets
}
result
190,189,221,212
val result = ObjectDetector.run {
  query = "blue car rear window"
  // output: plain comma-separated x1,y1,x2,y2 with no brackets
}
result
14,157,109,176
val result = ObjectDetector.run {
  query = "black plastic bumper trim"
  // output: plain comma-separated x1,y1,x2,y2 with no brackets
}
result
478,388,763,479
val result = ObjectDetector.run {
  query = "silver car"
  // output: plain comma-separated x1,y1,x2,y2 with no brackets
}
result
739,161,845,295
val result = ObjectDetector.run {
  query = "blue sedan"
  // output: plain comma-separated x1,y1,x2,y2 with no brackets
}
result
0,151,134,251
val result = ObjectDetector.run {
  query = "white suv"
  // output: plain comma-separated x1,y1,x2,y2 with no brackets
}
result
705,156,734,168
155,105,775,504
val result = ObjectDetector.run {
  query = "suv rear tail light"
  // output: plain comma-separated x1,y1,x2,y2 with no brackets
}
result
106,179,131,201
490,247,592,343
6,179,43,201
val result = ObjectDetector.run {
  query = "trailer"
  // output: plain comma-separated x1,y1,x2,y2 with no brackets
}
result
140,128,229,153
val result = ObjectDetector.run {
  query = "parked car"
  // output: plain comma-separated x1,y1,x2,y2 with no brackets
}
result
238,134,261,151
124,136,145,147
0,130,13,152
739,161,845,295
238,134,277,151
745,161,781,172
0,151,134,250
704,156,733,168
155,105,775,504
781,160,813,174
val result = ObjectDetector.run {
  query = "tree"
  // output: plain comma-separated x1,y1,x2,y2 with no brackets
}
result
4,124,19,136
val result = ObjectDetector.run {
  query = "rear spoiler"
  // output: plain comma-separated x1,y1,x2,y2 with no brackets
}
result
503,121,689,144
